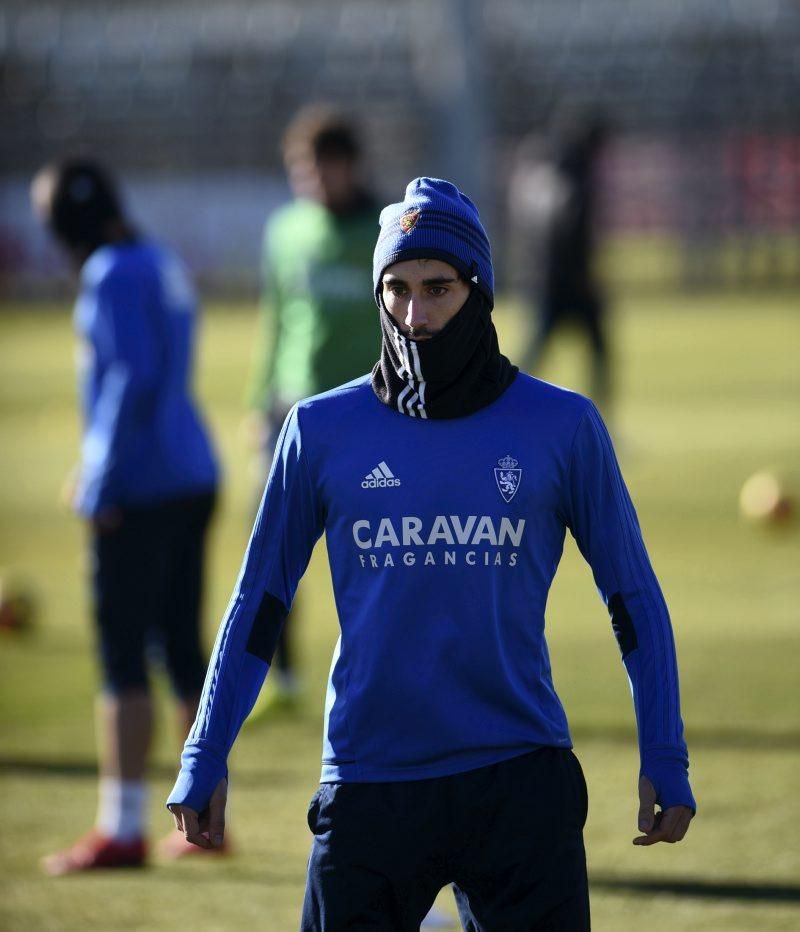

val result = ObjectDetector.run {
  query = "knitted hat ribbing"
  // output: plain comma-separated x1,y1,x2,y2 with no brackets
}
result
373,177,494,308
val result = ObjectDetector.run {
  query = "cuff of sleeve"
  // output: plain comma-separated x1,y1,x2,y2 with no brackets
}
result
641,751,697,813
166,742,229,814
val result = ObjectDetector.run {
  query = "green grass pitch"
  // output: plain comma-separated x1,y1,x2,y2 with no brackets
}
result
0,289,798,930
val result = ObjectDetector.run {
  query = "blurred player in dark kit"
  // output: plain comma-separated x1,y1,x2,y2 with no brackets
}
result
169,177,695,930
509,109,613,411
246,105,380,711
31,159,219,872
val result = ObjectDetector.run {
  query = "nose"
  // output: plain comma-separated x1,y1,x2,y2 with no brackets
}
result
405,295,429,331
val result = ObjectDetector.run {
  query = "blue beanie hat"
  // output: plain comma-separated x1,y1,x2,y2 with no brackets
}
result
373,177,494,308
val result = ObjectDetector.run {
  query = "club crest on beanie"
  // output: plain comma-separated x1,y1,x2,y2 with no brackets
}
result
373,177,494,308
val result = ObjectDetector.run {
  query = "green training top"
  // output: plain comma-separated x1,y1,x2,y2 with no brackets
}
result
249,195,381,413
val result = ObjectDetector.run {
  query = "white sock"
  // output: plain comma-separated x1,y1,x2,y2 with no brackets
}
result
96,778,147,842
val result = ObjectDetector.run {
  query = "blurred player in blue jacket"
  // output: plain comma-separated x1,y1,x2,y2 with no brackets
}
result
32,160,219,873
168,178,694,930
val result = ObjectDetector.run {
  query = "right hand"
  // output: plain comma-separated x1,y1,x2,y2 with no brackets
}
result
168,778,228,849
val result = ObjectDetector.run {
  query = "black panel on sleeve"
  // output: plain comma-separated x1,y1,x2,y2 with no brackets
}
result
246,591,289,662
608,592,638,659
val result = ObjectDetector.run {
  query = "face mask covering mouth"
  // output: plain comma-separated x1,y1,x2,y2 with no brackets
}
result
371,287,518,419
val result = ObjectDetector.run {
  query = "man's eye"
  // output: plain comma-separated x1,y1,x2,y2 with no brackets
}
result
429,287,446,297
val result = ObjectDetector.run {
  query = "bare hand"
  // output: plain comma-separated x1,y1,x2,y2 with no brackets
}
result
633,775,693,846
168,778,228,849
59,465,80,510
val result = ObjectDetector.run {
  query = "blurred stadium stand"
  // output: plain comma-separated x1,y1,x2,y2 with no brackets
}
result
1,0,799,295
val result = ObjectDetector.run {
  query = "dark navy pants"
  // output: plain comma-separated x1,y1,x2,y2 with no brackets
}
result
91,490,216,696
302,747,590,931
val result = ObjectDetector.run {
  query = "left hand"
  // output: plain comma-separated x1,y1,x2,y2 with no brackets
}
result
59,464,80,510
633,776,693,846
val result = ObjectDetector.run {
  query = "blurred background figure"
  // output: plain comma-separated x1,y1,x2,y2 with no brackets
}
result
30,159,219,873
508,109,612,412
246,105,380,713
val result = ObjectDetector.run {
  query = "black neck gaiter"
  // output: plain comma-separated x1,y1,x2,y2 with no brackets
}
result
370,289,518,419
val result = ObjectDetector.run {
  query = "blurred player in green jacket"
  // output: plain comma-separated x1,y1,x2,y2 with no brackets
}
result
247,106,380,709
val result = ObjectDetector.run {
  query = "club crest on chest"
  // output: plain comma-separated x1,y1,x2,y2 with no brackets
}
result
494,455,522,503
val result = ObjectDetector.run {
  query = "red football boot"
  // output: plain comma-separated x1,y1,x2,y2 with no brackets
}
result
42,830,146,875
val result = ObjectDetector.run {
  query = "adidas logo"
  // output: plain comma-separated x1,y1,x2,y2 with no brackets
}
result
361,461,401,489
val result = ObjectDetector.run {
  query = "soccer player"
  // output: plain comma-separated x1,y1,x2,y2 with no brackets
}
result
168,178,695,929
509,110,613,412
31,160,219,873
246,105,381,709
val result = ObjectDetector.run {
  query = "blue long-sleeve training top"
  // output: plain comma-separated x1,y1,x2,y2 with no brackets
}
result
168,373,695,813
74,240,218,516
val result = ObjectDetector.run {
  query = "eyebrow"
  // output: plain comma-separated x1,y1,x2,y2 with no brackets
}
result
382,275,459,286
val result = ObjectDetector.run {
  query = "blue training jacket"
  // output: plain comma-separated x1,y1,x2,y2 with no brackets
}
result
168,374,695,813
74,240,218,516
